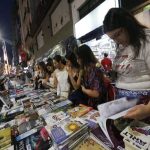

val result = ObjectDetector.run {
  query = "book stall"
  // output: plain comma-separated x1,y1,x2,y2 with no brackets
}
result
0,85,150,150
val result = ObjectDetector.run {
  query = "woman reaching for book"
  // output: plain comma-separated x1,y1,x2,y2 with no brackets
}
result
103,8,150,119
124,102,150,120
76,45,107,109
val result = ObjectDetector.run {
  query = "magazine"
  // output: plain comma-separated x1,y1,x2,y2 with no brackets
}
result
121,121,150,150
15,127,53,150
14,114,45,141
81,110,100,129
67,104,93,118
50,117,88,146
42,111,69,127
97,97,138,147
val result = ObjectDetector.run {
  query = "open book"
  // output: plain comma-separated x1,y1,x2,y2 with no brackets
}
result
97,97,139,147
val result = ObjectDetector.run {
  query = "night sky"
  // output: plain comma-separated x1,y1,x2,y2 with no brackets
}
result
0,0,14,64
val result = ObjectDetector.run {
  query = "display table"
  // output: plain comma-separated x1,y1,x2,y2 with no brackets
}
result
0,86,149,150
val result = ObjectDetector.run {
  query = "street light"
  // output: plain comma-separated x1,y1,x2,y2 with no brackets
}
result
0,32,10,74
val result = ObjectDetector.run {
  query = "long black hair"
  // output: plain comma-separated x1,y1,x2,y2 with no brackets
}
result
103,8,147,58
65,52,79,68
76,44,97,67
38,61,47,73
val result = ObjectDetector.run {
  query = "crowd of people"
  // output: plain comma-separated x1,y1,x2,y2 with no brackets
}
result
0,8,150,121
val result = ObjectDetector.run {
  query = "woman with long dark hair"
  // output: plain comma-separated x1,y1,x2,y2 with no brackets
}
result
76,45,106,109
65,52,87,105
103,8,150,119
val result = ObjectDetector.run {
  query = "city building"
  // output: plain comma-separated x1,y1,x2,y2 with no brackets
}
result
11,0,21,66
18,0,74,61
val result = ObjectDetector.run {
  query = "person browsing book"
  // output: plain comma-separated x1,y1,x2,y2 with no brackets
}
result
65,52,87,105
76,45,107,109
53,55,70,98
103,8,150,119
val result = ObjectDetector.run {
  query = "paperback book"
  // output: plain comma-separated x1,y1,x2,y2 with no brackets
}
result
121,121,150,150
50,117,88,146
0,127,12,150
15,127,53,150
81,110,100,129
97,97,138,147
42,111,69,128
67,104,93,118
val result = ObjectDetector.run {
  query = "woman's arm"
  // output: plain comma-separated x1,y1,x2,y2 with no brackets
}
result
68,68,82,90
124,102,150,120
81,85,99,98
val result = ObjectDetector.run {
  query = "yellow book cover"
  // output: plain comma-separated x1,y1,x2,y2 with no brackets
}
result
0,128,11,149
68,104,93,118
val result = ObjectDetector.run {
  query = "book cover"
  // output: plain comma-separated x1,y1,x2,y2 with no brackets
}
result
50,117,88,145
36,104,53,116
67,104,93,118
0,127,12,150
15,127,53,150
42,111,68,128
81,110,100,129
14,114,45,140
121,121,150,150
72,133,110,150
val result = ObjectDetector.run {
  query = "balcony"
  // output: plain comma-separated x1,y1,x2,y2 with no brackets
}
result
30,0,54,37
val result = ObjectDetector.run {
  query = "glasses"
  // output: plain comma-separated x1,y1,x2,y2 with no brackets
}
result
109,28,124,40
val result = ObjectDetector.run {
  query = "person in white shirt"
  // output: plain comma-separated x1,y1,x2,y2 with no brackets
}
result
53,55,70,98
103,8,150,119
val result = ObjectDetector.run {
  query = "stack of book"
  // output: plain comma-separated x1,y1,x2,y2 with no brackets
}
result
50,117,89,150
121,121,150,150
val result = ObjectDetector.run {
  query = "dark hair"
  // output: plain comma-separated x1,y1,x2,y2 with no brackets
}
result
38,61,47,72
104,53,108,57
76,44,97,67
53,55,62,63
65,52,79,68
47,60,54,67
103,8,146,57
46,62,54,75
47,58,53,64
61,57,66,65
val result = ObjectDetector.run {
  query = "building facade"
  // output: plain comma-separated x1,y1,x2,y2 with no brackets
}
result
18,0,74,60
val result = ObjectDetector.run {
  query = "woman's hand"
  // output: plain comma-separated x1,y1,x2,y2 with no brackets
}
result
81,85,86,92
124,104,150,120
66,66,73,77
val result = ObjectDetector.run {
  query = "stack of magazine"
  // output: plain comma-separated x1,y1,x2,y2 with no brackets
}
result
50,117,89,150
121,121,150,150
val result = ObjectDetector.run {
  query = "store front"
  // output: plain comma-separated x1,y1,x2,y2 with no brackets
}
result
74,0,119,62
